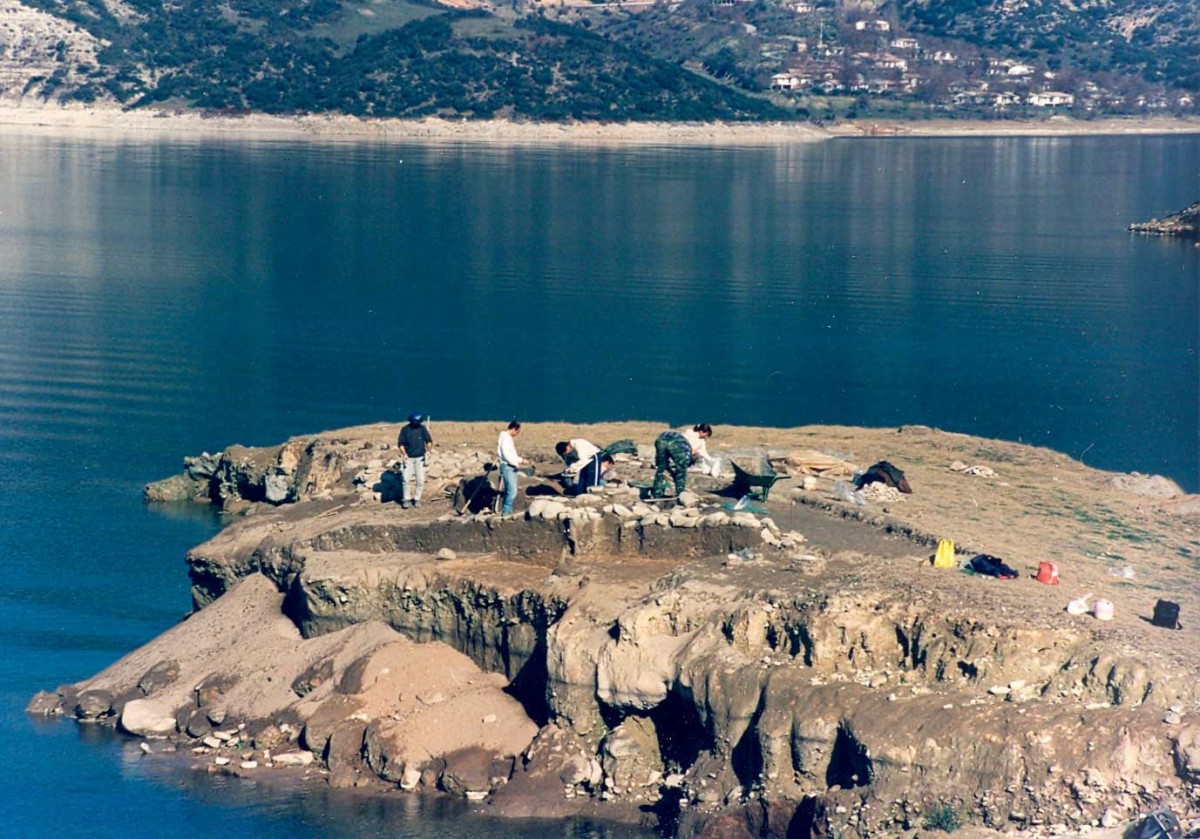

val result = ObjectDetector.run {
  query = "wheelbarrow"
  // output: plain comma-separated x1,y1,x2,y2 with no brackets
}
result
731,459,781,502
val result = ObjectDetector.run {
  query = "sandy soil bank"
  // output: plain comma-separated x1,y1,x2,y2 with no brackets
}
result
2,102,1198,146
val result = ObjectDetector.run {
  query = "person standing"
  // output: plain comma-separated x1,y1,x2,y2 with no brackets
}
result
398,413,434,509
497,420,524,515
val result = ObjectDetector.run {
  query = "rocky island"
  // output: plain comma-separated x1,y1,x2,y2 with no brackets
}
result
1129,202,1200,241
28,421,1200,837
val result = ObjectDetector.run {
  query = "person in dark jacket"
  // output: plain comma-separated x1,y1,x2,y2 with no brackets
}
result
574,453,614,496
397,413,434,508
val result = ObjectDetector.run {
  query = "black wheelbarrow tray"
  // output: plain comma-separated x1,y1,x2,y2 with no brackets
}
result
731,459,781,501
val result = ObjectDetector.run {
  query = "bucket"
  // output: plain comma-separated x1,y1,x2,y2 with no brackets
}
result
1093,599,1115,621
1066,594,1091,616
1036,561,1060,585
933,538,955,569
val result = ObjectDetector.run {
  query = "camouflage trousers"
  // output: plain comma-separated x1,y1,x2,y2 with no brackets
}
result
651,432,692,498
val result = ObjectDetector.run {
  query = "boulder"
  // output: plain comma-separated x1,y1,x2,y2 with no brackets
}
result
1109,473,1183,499
252,724,287,751
601,715,663,795
74,690,114,720
263,472,291,504
120,698,178,737
301,694,364,755
143,474,204,503
273,750,316,767
440,747,497,796
327,720,369,788
184,709,212,737
26,690,62,716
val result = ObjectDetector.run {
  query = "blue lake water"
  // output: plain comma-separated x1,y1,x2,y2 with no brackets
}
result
0,129,1197,836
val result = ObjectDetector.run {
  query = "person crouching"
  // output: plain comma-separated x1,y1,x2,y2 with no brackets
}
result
574,453,615,496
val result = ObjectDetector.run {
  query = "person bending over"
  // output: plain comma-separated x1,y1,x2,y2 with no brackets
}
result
652,423,712,498
574,453,614,496
681,423,719,476
555,438,600,486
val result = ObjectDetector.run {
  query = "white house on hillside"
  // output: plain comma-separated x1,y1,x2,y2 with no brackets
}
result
1028,91,1074,107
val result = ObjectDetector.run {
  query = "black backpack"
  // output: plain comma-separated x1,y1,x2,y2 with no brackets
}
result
857,460,913,494
1138,809,1183,839
1151,599,1182,630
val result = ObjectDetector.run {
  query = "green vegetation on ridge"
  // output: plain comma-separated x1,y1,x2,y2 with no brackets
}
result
10,0,1199,120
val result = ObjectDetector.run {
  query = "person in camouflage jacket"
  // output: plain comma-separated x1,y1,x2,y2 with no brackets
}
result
651,424,711,498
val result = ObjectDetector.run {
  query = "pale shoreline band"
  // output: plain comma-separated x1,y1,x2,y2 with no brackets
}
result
2,102,1199,145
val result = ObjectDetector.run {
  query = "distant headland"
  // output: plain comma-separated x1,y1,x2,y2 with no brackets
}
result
1129,201,1200,240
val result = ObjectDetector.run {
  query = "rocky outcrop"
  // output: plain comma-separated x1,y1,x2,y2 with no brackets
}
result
1129,201,1200,240
144,434,497,513
0,0,108,102
44,422,1200,836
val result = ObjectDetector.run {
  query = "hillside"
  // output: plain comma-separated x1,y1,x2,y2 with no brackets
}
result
1,0,1198,121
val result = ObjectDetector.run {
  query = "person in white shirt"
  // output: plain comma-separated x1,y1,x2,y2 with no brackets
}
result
555,438,600,486
496,420,524,514
681,423,720,476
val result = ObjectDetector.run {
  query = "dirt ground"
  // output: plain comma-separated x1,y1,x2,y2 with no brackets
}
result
284,418,1200,686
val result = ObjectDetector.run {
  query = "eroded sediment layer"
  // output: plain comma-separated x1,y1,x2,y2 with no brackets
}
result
32,421,1200,837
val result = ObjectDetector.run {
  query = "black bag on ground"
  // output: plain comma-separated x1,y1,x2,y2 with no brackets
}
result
1137,808,1182,839
1151,599,1182,630
968,554,1018,579
453,472,499,515
856,460,913,494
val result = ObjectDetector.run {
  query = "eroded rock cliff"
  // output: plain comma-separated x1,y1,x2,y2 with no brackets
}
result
36,421,1200,837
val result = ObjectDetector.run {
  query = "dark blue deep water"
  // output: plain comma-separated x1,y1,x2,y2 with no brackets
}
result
0,129,1197,836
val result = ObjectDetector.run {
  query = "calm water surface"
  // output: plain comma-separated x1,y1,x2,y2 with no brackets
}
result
0,130,1196,836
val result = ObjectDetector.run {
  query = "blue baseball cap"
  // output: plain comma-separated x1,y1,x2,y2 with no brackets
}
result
408,413,425,424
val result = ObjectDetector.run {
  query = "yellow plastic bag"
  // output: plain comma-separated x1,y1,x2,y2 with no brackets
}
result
933,538,956,568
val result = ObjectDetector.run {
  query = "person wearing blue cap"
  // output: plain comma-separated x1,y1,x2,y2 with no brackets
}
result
398,413,434,509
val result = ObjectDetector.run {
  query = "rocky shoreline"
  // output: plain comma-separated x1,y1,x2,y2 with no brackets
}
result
3,103,1200,147
1129,201,1200,241
29,421,1200,837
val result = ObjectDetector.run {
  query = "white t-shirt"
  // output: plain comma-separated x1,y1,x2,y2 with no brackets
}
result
497,430,523,467
681,428,711,464
565,438,600,475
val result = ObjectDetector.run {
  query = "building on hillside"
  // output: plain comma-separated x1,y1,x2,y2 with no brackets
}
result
993,91,1022,109
890,37,919,51
1028,91,1074,107
876,54,908,71
854,19,891,32
931,50,957,64
770,72,805,91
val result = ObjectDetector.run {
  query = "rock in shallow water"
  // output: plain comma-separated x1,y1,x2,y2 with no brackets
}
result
120,698,178,737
